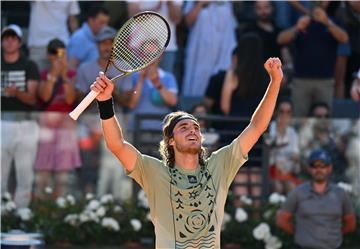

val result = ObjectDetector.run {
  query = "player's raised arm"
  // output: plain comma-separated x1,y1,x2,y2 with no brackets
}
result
91,72,139,173
238,57,283,155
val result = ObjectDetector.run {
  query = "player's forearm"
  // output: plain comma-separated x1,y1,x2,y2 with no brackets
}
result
101,116,126,153
250,79,281,135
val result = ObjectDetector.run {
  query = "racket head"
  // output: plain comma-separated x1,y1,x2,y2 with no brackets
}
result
110,11,171,74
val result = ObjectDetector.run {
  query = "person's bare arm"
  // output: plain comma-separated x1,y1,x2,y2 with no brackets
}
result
312,7,348,43
276,210,294,234
167,1,182,24
348,1,360,13
238,58,282,156
288,1,310,15
185,1,208,27
6,80,38,106
127,2,141,17
277,15,311,45
91,72,139,172
334,55,347,98
342,213,357,234
220,70,236,115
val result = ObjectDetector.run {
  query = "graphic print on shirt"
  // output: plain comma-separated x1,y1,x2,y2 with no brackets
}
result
169,167,217,249
1,70,27,96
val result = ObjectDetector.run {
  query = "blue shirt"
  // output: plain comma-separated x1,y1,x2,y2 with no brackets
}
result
127,69,178,130
67,23,99,67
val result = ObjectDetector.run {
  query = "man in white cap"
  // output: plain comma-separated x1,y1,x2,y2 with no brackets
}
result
1,24,40,208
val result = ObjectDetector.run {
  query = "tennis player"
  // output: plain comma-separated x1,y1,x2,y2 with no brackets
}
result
91,57,283,248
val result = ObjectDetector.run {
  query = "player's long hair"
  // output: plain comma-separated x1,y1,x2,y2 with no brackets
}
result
159,111,207,168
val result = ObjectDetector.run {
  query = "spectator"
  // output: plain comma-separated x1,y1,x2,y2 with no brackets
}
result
75,26,132,197
1,24,40,208
204,46,238,116
182,1,237,97
220,33,268,122
127,0,183,74
34,39,81,198
27,0,80,71
309,101,331,118
277,3,349,116
350,68,360,101
243,1,282,60
343,2,360,98
67,4,110,69
267,99,300,194
127,57,178,131
276,148,356,249
190,103,219,151
220,33,268,205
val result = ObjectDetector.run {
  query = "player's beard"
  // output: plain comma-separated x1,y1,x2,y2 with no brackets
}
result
175,143,201,155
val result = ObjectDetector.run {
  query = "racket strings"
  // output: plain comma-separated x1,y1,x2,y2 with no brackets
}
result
112,13,169,72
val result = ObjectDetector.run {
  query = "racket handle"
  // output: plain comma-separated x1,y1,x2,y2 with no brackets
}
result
69,90,99,120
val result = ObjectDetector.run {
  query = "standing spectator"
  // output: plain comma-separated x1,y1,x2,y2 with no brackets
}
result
34,39,81,198
67,4,110,69
182,1,237,97
75,26,132,196
243,1,282,60
276,148,356,249
27,0,80,71
1,24,40,208
278,3,349,116
127,0,183,74
267,99,300,195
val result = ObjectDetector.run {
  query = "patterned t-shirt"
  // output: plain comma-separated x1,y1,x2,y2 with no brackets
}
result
128,136,247,248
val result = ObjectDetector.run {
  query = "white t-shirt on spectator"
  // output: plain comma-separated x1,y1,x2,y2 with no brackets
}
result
126,0,182,52
28,0,80,47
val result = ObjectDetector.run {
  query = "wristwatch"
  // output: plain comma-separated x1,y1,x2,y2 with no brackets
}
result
47,73,56,82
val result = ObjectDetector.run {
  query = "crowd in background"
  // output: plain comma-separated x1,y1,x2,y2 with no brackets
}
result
1,1,360,212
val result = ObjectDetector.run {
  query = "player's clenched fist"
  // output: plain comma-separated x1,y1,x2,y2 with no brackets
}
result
264,57,283,83
91,72,114,101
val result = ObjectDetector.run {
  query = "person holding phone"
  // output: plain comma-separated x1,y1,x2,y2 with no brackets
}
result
34,38,81,198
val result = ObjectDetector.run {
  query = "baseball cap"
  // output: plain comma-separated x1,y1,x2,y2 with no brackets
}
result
308,149,332,166
1,24,23,40
96,26,116,42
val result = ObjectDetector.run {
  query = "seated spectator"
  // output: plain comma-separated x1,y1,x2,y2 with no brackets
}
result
190,103,219,151
34,39,81,198
220,33,268,143
67,4,110,69
350,68,360,101
309,101,330,119
127,57,178,131
1,24,40,208
267,99,300,194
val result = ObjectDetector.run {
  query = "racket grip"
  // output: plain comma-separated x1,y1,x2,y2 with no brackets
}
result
69,90,99,120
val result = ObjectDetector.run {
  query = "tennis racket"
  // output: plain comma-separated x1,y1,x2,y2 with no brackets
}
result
69,11,170,120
